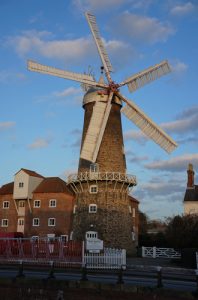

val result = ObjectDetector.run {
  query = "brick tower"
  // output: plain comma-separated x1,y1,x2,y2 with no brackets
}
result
68,88,137,252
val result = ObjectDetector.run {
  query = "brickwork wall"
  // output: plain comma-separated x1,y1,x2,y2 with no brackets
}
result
25,192,74,237
72,182,138,253
73,92,138,254
0,194,17,233
78,97,126,173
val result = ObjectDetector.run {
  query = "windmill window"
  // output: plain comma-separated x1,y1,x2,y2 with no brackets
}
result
49,199,56,207
60,235,68,242
89,185,98,194
90,163,99,173
89,204,97,213
132,208,136,218
3,201,9,209
73,205,77,214
19,182,24,188
48,218,56,226
1,219,8,227
34,200,41,208
70,231,73,240
33,218,40,226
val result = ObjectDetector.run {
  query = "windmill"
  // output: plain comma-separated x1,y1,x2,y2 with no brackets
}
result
28,12,177,252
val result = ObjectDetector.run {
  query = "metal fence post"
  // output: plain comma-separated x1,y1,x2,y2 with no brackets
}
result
16,260,25,278
117,266,124,284
48,261,55,279
81,264,88,281
157,266,163,288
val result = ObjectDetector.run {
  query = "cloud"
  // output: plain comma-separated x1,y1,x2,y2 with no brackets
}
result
28,137,52,149
53,87,82,98
161,105,198,135
124,105,198,148
0,122,15,131
72,0,126,12
170,2,194,16
124,130,147,145
0,70,26,83
7,30,95,62
126,149,149,163
114,12,175,44
145,153,198,172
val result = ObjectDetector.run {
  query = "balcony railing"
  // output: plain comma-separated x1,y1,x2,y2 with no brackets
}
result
67,172,137,186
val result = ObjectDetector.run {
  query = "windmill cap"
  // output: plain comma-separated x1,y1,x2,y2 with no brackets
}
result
83,88,122,107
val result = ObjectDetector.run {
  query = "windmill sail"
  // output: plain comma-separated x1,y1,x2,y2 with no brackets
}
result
118,93,177,153
120,61,171,92
85,12,113,82
27,60,100,87
80,94,112,162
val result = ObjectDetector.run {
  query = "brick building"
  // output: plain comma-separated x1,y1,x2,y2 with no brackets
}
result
184,164,198,215
0,168,74,240
0,168,139,248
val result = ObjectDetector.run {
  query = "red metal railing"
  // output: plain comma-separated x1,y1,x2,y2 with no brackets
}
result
0,238,82,265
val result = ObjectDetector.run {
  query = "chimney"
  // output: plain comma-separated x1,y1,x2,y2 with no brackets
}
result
187,163,194,188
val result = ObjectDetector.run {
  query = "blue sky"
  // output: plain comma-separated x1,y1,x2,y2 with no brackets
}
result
0,0,198,220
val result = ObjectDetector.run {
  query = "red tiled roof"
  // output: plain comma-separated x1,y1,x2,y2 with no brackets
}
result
33,177,73,195
0,182,14,195
15,168,44,178
129,195,139,204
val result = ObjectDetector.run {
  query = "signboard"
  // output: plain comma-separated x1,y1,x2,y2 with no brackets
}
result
86,239,103,253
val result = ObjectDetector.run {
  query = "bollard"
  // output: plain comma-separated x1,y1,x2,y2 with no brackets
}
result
81,264,88,281
16,260,25,278
195,269,198,295
48,261,55,279
117,266,124,284
157,266,163,288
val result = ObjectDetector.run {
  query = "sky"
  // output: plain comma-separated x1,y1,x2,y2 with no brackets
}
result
0,0,198,220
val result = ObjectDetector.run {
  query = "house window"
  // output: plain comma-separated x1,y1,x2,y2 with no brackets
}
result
32,218,40,226
73,205,77,214
90,163,99,173
49,199,56,207
19,201,25,207
18,218,24,226
3,201,9,209
89,185,98,194
89,204,97,213
19,182,24,188
129,205,132,214
1,219,8,227
48,218,56,226
132,232,136,241
34,200,41,208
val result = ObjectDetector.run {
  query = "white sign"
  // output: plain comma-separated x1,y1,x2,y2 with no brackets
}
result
86,239,103,253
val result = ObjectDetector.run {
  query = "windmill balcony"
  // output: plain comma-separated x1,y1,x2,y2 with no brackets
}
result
67,172,137,186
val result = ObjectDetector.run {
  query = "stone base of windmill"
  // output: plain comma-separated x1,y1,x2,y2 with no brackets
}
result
68,176,138,256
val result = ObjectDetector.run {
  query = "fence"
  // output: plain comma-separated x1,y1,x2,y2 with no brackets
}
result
0,238,82,265
142,247,181,259
0,238,126,269
83,248,126,269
